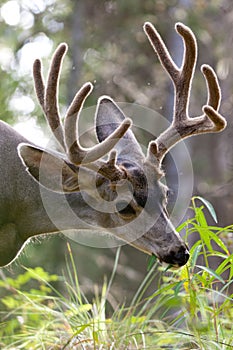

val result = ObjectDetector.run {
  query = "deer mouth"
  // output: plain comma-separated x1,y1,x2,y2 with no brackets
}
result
130,237,189,267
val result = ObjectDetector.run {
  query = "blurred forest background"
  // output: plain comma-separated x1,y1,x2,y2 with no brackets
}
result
0,0,233,300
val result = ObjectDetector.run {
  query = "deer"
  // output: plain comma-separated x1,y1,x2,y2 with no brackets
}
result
0,21,226,268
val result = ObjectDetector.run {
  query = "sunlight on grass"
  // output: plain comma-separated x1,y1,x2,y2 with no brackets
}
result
0,197,232,349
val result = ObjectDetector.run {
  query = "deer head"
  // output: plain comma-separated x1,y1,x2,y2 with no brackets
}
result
18,22,226,268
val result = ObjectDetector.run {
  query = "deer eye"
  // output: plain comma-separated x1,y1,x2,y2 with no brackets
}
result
116,201,136,218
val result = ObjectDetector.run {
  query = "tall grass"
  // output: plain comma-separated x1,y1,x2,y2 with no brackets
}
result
0,197,232,349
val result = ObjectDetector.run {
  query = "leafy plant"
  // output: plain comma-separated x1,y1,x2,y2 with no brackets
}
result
0,197,232,349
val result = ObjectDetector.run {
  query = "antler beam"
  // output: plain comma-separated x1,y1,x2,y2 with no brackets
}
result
144,22,226,163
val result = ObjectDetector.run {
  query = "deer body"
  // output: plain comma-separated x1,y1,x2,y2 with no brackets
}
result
0,22,226,268
0,121,57,263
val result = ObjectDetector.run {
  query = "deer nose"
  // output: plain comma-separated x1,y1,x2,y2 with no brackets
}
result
162,245,190,267
176,247,190,266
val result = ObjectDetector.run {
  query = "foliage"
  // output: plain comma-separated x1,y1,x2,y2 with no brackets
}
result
0,0,225,124
0,0,231,282
0,198,232,349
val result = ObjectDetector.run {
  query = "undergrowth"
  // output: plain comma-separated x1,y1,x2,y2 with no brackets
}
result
0,197,232,349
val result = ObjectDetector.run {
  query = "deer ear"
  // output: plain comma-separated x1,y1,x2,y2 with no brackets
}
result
95,96,144,162
18,144,80,193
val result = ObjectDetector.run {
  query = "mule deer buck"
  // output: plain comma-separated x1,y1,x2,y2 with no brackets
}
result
0,22,226,268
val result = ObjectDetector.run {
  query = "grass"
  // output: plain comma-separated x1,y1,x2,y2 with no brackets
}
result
0,197,232,349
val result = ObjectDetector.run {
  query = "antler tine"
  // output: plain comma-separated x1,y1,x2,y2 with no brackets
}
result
201,64,221,110
65,91,132,165
45,43,67,150
33,59,45,110
33,44,67,150
84,150,126,182
200,64,225,130
175,23,197,120
144,22,226,163
143,22,180,82
64,81,93,160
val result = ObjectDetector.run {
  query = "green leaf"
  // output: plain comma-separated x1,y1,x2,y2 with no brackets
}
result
193,224,212,251
149,282,178,299
194,196,218,223
196,207,208,227
164,264,173,272
131,315,146,323
79,304,93,313
174,280,185,296
75,323,91,335
207,230,229,254
196,265,225,284
215,255,233,277
176,220,188,232
1,296,19,309
190,244,202,269
93,330,99,342
147,254,157,271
